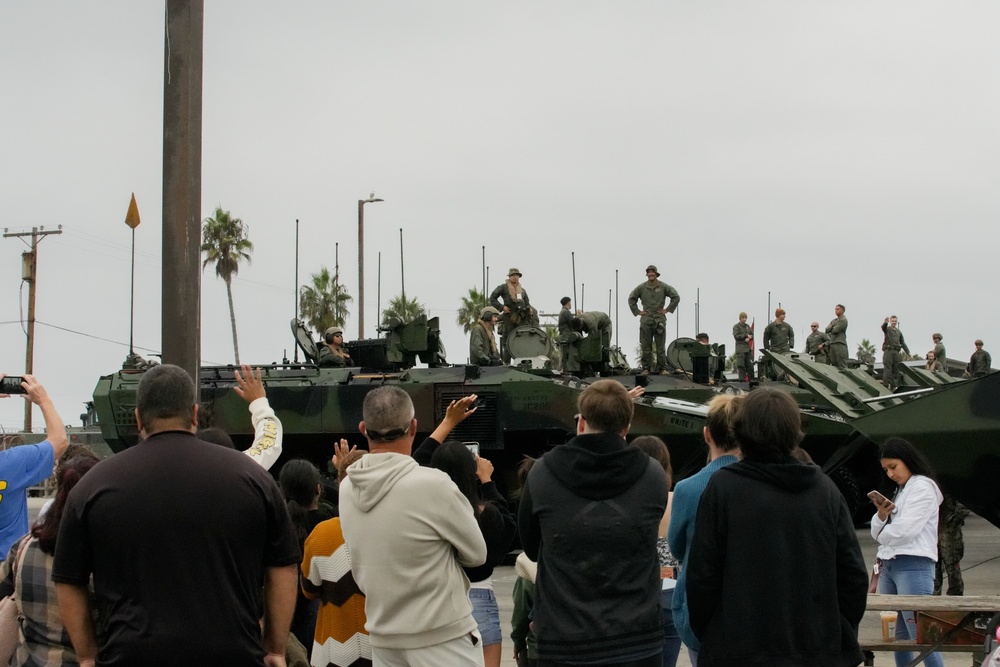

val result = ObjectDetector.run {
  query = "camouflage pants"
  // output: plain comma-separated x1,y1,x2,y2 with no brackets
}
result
828,343,848,368
883,349,903,389
639,314,667,372
934,528,965,596
735,350,754,381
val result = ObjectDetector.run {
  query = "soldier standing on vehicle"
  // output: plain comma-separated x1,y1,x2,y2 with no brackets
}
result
826,304,849,369
490,268,536,364
762,309,794,380
470,307,502,367
732,312,754,381
881,316,910,390
932,333,947,370
557,297,577,371
805,322,830,365
628,265,680,375
967,339,991,377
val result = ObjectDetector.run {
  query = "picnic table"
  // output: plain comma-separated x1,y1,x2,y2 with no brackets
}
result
863,594,1000,666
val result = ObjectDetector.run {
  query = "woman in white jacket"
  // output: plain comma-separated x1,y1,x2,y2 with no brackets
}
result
870,437,944,667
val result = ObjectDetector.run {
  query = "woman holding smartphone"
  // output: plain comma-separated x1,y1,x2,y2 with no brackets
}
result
871,437,944,667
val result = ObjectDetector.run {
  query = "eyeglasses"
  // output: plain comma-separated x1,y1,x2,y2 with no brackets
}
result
366,426,411,442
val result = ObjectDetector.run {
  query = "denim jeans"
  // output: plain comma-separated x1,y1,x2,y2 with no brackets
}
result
879,555,943,667
660,588,681,667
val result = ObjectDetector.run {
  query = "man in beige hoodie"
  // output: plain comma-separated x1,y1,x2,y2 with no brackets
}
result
339,386,487,666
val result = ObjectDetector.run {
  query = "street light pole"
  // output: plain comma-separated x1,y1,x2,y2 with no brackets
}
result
357,194,383,339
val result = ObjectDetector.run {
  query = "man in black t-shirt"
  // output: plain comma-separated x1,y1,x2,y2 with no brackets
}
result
52,364,301,667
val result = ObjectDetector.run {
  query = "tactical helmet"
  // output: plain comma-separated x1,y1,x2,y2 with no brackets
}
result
325,326,344,337
480,306,501,320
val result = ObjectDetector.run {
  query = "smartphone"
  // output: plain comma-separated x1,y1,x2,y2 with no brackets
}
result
464,442,480,457
0,376,26,395
867,490,891,506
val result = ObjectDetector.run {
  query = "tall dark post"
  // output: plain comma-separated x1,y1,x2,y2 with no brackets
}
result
399,228,405,301
293,218,299,362
357,194,383,339
161,0,203,381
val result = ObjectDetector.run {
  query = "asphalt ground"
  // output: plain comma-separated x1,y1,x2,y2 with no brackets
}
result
29,499,999,666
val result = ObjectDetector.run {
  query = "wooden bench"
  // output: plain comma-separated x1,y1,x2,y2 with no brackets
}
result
862,594,1000,666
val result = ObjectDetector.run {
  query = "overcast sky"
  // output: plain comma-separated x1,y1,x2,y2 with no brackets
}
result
2,2,998,431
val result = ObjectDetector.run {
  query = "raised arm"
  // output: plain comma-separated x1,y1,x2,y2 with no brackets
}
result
22,375,68,460
235,366,283,470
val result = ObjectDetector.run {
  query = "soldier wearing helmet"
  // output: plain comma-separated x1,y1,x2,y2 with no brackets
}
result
318,326,353,367
627,264,680,375
470,307,502,366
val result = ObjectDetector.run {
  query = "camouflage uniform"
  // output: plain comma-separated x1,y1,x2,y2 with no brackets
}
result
880,321,910,390
805,330,831,364
969,347,992,377
732,321,754,380
826,315,849,368
317,344,352,367
628,275,680,373
490,278,536,363
933,339,947,370
762,320,794,380
469,320,500,366
934,495,970,596
564,311,613,375
556,305,577,371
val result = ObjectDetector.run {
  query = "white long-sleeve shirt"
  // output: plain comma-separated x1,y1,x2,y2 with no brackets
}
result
871,474,942,561
243,397,282,471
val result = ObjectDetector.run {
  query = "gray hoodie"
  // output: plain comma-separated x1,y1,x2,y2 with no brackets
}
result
339,452,487,649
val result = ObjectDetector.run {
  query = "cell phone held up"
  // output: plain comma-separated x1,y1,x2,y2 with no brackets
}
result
867,490,891,508
0,376,27,395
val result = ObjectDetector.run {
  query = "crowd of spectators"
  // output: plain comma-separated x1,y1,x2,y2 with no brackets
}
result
0,367,947,667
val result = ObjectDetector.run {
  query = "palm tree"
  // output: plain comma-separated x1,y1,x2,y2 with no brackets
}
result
543,323,561,365
381,293,426,327
725,352,739,373
299,267,353,335
456,287,488,334
856,338,877,366
201,206,253,363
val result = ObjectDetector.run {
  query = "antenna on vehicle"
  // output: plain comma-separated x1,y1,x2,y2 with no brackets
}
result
615,269,619,348
376,251,382,339
481,246,486,302
571,252,577,308
399,228,406,301
581,283,585,311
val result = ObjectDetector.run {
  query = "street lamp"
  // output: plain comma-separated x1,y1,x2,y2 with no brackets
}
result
358,193,383,339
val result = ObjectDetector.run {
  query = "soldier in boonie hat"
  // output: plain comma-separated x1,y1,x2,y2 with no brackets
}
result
508,268,522,277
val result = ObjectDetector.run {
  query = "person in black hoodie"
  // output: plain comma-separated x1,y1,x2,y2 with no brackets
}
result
518,379,668,667
686,388,869,667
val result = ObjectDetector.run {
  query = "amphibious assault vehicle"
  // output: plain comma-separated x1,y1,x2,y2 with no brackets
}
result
92,318,1000,528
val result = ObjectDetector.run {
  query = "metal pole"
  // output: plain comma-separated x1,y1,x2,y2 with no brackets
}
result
161,0,203,381
571,252,577,307
376,252,381,336
334,241,339,326
696,287,700,335
130,227,136,355
615,269,621,347
358,200,365,339
481,246,485,299
581,283,585,311
293,218,299,362
399,228,405,301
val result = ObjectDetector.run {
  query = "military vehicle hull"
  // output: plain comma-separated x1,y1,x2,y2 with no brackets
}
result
93,364,712,496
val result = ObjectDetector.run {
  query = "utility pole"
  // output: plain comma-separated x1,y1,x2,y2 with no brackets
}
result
4,226,62,431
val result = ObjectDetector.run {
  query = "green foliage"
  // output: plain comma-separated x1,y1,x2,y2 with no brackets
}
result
725,352,739,373
456,287,488,334
299,267,352,335
543,323,561,365
201,206,253,363
381,293,426,327
856,338,877,366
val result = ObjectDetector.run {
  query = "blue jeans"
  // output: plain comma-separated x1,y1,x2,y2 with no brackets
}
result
879,555,943,667
469,587,502,646
660,589,681,667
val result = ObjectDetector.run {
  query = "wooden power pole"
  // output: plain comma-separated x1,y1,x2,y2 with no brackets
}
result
3,226,63,431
